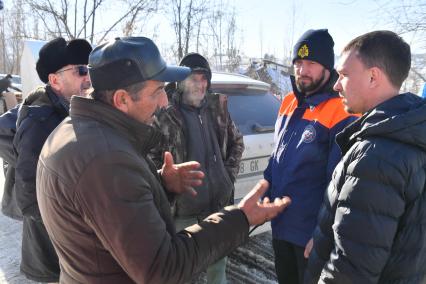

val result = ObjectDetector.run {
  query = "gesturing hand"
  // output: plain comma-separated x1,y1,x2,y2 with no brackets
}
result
160,151,205,196
238,179,291,226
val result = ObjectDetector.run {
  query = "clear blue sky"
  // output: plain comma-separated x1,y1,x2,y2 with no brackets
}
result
231,0,419,58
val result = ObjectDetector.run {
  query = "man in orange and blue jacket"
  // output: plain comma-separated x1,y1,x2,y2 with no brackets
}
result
263,29,359,284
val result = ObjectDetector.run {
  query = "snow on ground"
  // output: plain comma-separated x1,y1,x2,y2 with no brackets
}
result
0,161,38,284
0,158,278,284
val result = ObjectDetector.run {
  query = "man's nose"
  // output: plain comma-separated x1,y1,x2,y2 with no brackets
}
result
83,73,91,83
159,90,168,108
192,79,203,87
333,80,341,92
298,64,310,75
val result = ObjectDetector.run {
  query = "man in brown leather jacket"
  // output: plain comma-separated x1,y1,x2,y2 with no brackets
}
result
36,36,291,284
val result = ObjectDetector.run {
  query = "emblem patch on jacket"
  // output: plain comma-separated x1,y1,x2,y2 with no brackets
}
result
301,124,316,143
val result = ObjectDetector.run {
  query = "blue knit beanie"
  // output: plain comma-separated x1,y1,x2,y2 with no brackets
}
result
292,29,335,71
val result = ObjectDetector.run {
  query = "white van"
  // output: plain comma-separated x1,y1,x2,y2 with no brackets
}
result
210,72,281,234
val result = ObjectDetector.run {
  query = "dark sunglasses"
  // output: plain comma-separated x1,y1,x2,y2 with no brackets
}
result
56,65,88,76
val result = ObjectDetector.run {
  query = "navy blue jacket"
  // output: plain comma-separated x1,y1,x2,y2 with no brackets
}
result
305,93,426,284
0,105,21,219
0,105,18,164
264,72,358,246
13,85,67,281
14,86,68,219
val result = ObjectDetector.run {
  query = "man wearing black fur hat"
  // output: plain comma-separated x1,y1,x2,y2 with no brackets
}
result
262,29,359,284
151,52,244,284
14,37,92,283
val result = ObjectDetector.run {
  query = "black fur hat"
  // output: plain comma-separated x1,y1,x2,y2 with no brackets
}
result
36,37,92,83
179,53,212,88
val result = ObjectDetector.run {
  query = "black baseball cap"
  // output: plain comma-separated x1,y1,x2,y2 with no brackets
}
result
88,37,190,90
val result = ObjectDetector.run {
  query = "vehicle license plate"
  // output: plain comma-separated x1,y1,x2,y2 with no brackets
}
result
237,156,269,179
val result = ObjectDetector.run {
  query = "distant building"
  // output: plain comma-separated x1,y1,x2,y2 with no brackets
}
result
20,40,46,98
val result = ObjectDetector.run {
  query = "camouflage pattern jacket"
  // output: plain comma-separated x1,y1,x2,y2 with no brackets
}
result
152,91,244,182
151,91,244,215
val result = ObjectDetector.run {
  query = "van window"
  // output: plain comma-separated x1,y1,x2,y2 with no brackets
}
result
213,88,280,135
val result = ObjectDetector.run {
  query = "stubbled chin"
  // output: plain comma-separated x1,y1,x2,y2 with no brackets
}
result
193,91,204,99
82,87,94,97
147,116,155,125
344,105,356,114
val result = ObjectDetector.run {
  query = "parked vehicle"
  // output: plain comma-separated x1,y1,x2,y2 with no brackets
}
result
0,74,22,93
210,72,280,233
0,74,21,115
419,82,426,99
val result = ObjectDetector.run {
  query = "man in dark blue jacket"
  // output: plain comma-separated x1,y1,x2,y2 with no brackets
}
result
263,29,358,284
14,37,92,282
0,105,21,220
305,30,426,284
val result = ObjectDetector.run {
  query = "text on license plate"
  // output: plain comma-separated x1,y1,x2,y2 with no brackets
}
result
237,156,269,179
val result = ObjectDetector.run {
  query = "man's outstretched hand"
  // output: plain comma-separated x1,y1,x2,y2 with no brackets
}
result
238,179,291,226
160,151,205,196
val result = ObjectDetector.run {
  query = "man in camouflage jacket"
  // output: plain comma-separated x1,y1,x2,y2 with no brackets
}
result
151,53,244,284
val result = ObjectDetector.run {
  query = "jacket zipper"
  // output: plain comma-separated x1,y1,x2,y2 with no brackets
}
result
197,112,213,212
279,107,303,160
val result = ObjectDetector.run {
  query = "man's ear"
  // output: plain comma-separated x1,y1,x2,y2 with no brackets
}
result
369,67,381,88
48,73,61,91
112,89,130,113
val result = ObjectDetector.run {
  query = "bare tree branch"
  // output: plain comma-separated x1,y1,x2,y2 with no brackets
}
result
83,0,88,38
411,66,426,82
22,0,156,43
97,0,153,43
90,0,96,42
74,0,77,37
167,0,209,61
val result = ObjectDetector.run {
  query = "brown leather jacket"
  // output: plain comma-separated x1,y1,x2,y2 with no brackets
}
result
36,96,249,284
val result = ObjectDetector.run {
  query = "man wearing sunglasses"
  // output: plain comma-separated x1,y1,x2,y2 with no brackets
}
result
13,37,92,283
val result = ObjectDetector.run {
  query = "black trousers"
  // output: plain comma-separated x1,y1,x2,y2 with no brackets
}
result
273,239,307,284
21,216,60,282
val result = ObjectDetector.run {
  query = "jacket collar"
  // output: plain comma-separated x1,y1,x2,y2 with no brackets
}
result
336,92,426,154
24,85,68,111
17,85,69,126
70,96,162,155
290,69,340,107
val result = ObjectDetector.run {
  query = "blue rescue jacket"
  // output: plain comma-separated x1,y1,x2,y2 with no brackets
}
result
264,72,359,247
